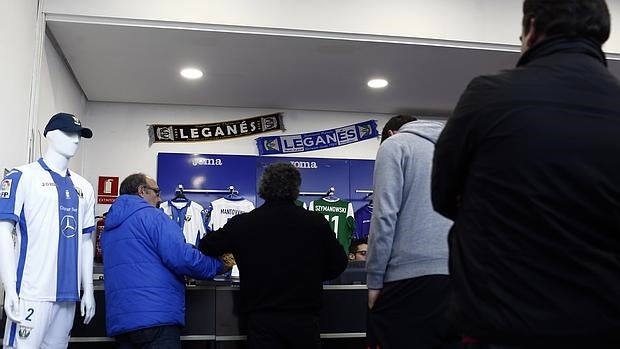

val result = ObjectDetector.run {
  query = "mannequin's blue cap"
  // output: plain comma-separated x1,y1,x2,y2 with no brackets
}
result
44,113,93,139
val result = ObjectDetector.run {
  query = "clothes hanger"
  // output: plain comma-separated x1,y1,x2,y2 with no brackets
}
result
225,185,241,200
172,185,188,202
364,192,373,207
323,187,339,202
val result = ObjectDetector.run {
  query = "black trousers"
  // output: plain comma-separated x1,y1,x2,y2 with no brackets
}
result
246,312,321,349
115,325,182,349
367,275,459,349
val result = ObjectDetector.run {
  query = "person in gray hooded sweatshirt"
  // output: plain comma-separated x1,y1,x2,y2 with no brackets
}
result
366,115,458,349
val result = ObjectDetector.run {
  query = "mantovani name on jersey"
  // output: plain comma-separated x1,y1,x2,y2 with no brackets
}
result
313,205,347,213
220,208,246,215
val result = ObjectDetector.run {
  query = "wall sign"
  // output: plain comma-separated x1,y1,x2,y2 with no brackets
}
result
97,176,119,204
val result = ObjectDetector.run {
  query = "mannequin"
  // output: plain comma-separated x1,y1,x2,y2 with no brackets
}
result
0,113,95,348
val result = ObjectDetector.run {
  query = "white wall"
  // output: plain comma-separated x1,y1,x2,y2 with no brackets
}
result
0,0,38,171
42,0,620,53
36,35,88,172
83,102,403,213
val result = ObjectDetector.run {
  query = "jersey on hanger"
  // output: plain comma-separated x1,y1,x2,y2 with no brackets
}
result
160,200,207,246
354,203,373,240
207,197,255,231
0,159,95,302
309,198,355,253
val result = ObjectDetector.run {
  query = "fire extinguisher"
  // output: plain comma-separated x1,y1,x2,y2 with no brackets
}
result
94,212,107,263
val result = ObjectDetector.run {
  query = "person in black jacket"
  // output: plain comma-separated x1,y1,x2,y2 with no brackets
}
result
199,163,348,349
432,1,620,348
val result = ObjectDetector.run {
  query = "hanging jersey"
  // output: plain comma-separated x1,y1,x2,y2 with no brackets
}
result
207,197,255,231
309,198,355,253
354,204,373,240
160,200,207,246
0,159,95,302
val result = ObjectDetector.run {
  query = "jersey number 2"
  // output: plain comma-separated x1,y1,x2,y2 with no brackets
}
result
25,308,34,321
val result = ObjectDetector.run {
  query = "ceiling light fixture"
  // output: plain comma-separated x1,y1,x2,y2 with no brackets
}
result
367,78,389,89
180,68,204,80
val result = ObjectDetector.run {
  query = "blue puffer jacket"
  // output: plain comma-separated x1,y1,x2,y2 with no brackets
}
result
102,195,222,336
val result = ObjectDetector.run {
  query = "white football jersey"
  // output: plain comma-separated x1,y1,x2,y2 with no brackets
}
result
207,197,255,231
160,200,207,246
0,159,95,302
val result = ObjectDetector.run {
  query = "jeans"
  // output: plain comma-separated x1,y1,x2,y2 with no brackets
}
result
115,325,182,349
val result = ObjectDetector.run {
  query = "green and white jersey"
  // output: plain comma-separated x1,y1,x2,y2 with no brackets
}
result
309,198,355,253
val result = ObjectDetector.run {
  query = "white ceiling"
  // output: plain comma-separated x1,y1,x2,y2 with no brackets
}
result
46,20,620,117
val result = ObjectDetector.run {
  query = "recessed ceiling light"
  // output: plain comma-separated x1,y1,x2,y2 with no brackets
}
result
180,68,204,80
367,78,389,89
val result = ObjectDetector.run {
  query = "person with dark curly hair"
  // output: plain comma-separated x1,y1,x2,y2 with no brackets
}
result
433,1,620,348
199,163,348,349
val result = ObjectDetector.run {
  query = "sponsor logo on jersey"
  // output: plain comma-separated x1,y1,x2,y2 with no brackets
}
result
289,161,318,169
18,325,32,338
185,215,192,222
75,187,84,199
191,157,223,166
61,215,77,238
41,182,56,187
1,179,11,199
65,189,71,200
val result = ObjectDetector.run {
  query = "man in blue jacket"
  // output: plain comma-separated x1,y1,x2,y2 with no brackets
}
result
102,173,224,348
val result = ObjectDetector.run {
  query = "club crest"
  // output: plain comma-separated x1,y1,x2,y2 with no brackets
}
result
18,325,32,338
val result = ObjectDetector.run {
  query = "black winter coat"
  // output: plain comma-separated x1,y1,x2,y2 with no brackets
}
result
432,37,620,347
199,200,348,315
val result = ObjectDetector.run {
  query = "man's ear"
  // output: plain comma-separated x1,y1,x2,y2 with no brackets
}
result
524,18,540,48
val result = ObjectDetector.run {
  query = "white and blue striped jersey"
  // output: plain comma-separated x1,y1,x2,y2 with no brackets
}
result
0,159,95,302
207,197,255,231
160,200,207,246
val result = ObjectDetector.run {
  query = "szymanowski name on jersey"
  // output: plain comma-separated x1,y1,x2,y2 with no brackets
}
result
313,206,347,213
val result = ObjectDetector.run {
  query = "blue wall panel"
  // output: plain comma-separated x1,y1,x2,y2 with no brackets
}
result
157,153,373,210
349,159,375,211
157,153,257,208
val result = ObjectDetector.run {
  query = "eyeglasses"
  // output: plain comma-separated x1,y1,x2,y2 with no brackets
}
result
354,250,367,256
143,185,160,196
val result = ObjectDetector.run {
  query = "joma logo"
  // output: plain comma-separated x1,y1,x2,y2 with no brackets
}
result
192,158,223,166
290,161,318,169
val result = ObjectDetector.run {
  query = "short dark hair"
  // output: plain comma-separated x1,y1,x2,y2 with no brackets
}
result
120,173,148,195
259,163,301,201
349,238,368,254
381,115,417,143
522,0,610,45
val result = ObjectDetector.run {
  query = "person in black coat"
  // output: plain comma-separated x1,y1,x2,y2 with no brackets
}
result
432,1,620,348
199,163,348,349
